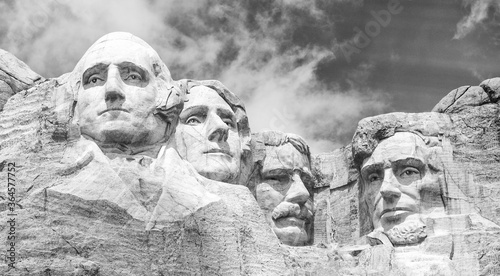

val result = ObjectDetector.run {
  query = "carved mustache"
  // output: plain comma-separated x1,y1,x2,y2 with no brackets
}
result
271,202,312,223
203,148,233,157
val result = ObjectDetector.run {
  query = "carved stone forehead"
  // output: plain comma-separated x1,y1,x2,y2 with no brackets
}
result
184,86,233,111
72,32,172,83
262,143,310,175
352,112,452,169
82,40,155,74
362,132,428,168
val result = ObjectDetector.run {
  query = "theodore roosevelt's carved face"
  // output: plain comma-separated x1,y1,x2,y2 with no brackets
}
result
75,39,168,146
175,86,243,182
255,142,314,246
360,132,444,245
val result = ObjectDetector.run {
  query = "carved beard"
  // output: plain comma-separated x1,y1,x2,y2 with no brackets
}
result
384,217,427,245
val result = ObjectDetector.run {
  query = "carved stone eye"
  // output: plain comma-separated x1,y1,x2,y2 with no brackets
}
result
400,167,419,178
186,117,201,125
368,173,380,183
86,75,104,87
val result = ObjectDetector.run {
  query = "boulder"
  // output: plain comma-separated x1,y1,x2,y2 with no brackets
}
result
0,49,43,111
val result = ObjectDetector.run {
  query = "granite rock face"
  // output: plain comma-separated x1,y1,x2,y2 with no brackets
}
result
0,34,294,276
0,78,293,276
309,78,500,275
1,33,500,275
0,49,43,111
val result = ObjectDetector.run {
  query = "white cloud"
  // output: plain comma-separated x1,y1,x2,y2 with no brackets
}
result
454,0,500,39
0,0,388,154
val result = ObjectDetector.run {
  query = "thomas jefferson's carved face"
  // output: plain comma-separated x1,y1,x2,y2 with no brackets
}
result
255,143,314,246
175,86,242,183
361,132,444,245
75,40,168,146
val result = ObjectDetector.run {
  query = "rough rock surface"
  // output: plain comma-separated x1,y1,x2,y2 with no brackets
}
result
0,49,43,111
0,80,297,275
1,44,500,275
311,146,360,246
308,77,500,275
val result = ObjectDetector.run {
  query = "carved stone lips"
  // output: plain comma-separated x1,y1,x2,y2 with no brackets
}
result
98,108,129,115
275,216,307,228
273,210,312,225
204,148,232,157
380,207,415,218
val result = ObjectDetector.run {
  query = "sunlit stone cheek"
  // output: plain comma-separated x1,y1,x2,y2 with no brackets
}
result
417,173,445,214
256,183,282,211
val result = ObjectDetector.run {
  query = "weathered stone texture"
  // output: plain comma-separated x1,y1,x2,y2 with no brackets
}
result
307,78,500,275
1,45,500,275
0,81,294,275
433,80,500,227
0,49,43,111
432,85,491,113
312,145,360,246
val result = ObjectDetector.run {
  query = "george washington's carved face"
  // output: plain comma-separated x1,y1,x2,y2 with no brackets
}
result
75,39,169,146
360,132,445,245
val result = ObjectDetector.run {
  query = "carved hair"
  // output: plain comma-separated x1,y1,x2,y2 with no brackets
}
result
252,130,311,164
178,79,251,150
351,112,452,170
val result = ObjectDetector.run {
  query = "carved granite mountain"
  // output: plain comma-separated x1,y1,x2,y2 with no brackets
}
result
0,49,43,111
0,77,297,275
1,40,500,275
311,78,500,275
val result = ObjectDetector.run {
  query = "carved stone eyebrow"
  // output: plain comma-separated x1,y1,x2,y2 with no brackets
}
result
217,107,236,119
82,63,109,83
360,163,384,180
179,106,208,121
392,157,425,169
117,62,149,81
361,163,383,173
263,168,293,177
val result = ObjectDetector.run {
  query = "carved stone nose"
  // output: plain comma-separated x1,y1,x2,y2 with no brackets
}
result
207,113,229,142
105,90,125,103
208,127,229,142
380,189,401,200
284,173,310,205
379,169,401,202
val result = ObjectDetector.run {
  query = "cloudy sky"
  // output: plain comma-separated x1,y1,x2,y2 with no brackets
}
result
1,0,499,153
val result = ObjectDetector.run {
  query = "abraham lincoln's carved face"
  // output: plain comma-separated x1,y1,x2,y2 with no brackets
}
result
361,132,445,245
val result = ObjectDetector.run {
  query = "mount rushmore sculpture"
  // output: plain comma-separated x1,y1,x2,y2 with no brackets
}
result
0,32,499,275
